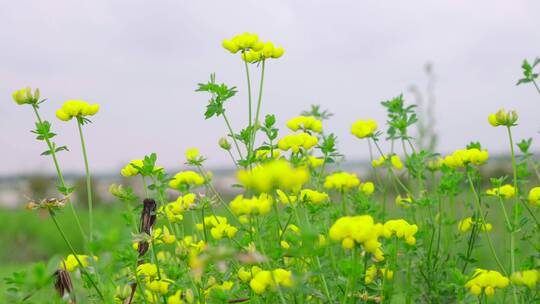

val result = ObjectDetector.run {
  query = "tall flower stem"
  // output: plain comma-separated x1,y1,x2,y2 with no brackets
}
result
222,113,244,162
466,172,507,275
31,105,86,241
242,51,253,132
49,210,104,300
249,59,266,155
77,119,94,243
506,127,540,229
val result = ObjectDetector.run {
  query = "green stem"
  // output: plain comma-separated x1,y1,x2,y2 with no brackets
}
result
222,113,244,163
242,50,253,136
466,172,507,275
77,119,94,243
49,210,103,300
506,127,522,304
250,59,266,155
31,105,86,241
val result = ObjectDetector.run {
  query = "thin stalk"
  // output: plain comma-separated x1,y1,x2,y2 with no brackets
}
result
31,105,86,241
222,113,244,162
242,51,253,135
77,120,94,243
466,173,507,275
506,127,522,304
49,210,104,300
250,59,266,155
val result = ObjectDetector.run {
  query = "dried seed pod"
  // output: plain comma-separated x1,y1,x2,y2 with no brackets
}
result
54,268,75,303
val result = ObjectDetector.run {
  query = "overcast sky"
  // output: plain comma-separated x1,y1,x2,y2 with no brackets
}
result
1,0,539,175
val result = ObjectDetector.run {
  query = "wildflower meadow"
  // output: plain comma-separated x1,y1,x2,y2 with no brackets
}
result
5,33,540,303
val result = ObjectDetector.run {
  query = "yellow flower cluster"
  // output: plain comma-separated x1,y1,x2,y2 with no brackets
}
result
372,155,404,170
12,87,39,105
328,215,385,261
222,33,284,62
324,172,360,192
488,109,518,127
161,193,197,223
511,269,539,289
307,156,325,168
458,217,492,233
60,254,98,272
56,100,99,121
286,116,323,133
203,277,234,298
277,133,318,153
167,289,194,304
255,148,280,160
465,269,509,296
153,226,176,244
169,171,205,189
528,187,540,206
196,216,238,240
230,194,273,218
238,266,263,282
237,160,309,193
382,219,418,245
185,148,200,162
351,119,378,139
359,182,375,196
276,189,329,205
486,184,516,199
365,265,394,284
443,148,489,168
137,263,172,295
248,268,293,294
120,159,163,177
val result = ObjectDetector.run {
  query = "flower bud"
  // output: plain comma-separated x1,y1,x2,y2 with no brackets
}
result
12,87,39,105
219,137,231,150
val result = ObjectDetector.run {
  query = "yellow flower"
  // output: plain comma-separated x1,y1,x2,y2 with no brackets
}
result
147,278,172,295
486,184,516,199
359,182,375,196
185,148,200,162
372,154,403,170
324,172,360,192
511,270,539,289
237,160,309,193
137,263,159,279
528,187,540,206
230,193,273,216
12,87,39,105
329,215,385,261
249,268,293,294
238,266,263,283
196,216,237,240
299,189,329,204
365,265,394,284
167,290,194,304
458,217,492,233
351,119,377,138
443,148,489,168
307,156,325,168
60,254,97,272
488,109,518,127
382,219,418,245
153,226,176,244
277,133,318,153
465,269,509,296
286,116,323,133
255,148,280,160
169,171,205,189
120,159,163,177
56,100,99,121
